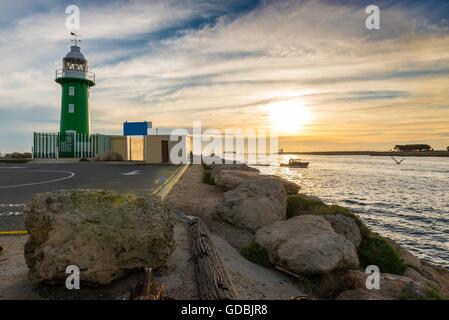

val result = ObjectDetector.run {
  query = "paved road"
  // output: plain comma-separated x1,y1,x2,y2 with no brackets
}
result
0,162,177,231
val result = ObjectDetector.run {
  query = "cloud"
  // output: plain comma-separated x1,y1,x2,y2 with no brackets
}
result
0,0,448,152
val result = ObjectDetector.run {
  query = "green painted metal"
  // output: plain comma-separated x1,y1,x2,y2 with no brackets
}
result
57,79,93,135
55,44,95,136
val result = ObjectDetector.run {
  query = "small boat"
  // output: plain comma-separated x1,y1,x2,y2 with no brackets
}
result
280,158,309,168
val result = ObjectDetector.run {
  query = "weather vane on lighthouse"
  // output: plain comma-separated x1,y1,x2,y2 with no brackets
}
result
70,32,81,46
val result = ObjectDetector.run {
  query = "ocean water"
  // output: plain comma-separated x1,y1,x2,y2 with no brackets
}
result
252,155,449,268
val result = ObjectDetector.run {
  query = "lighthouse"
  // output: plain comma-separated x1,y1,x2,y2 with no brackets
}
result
55,34,95,135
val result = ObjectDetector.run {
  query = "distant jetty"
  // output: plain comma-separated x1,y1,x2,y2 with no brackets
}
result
278,151,449,157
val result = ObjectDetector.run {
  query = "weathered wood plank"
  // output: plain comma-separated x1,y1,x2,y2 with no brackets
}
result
188,217,238,300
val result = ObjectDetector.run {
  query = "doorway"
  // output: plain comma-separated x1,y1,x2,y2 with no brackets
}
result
128,136,144,161
161,140,169,163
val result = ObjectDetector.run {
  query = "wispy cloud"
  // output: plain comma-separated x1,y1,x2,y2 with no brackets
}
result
0,0,448,152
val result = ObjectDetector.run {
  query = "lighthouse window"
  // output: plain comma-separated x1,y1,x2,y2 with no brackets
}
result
68,104,75,113
69,87,75,96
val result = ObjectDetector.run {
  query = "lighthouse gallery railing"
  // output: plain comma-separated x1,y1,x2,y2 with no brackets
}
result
55,69,96,82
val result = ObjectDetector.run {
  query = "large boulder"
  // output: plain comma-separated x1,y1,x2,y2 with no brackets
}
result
214,170,300,195
336,270,430,300
324,214,361,247
217,180,287,232
418,260,449,298
255,215,359,275
24,189,175,285
403,262,449,298
209,163,259,180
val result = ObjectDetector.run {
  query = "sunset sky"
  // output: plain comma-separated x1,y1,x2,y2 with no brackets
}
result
0,0,448,152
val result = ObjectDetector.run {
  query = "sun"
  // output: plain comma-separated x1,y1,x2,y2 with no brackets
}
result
268,100,313,134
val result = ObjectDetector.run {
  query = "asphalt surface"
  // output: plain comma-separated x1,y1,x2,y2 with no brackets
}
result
0,162,177,231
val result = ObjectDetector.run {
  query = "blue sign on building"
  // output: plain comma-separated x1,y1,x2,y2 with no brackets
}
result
123,121,152,136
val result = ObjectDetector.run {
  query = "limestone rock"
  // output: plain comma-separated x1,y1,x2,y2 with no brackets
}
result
209,163,259,180
324,214,361,247
255,215,359,275
24,189,175,285
336,289,389,300
217,180,287,232
419,260,449,298
214,170,300,194
336,270,430,300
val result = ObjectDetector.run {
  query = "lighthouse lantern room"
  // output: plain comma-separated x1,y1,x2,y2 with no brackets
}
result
55,33,95,135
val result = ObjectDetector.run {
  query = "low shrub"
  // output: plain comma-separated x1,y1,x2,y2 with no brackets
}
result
3,152,32,159
202,163,212,170
400,287,446,300
94,151,123,161
287,194,406,274
286,194,325,218
422,288,445,300
286,194,371,238
240,241,271,267
320,205,371,238
202,169,215,185
357,233,405,275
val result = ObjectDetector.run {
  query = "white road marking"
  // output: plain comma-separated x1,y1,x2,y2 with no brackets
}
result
0,204,26,207
0,170,75,189
121,170,141,176
0,204,25,218
0,211,23,217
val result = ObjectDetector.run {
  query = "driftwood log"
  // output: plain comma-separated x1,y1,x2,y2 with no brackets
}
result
188,217,238,300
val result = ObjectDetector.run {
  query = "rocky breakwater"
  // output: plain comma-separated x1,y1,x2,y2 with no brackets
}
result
213,165,300,232
24,189,175,285
211,163,449,300
217,179,287,232
256,215,359,275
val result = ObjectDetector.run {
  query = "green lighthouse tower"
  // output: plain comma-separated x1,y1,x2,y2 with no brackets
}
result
55,35,95,135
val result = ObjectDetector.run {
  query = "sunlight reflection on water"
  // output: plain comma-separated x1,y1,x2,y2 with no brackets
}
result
253,154,449,268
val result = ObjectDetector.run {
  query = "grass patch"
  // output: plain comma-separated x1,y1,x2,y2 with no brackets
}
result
287,194,370,237
400,287,446,300
286,194,325,218
202,163,212,170
357,233,406,275
422,288,446,300
202,169,215,185
319,205,371,237
287,194,406,275
240,241,271,267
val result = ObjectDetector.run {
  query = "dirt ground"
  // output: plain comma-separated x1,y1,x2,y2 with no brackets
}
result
166,164,253,249
0,223,196,300
0,235,40,300
166,164,304,299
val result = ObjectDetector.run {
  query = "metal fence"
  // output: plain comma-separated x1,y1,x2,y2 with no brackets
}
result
33,132,111,158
